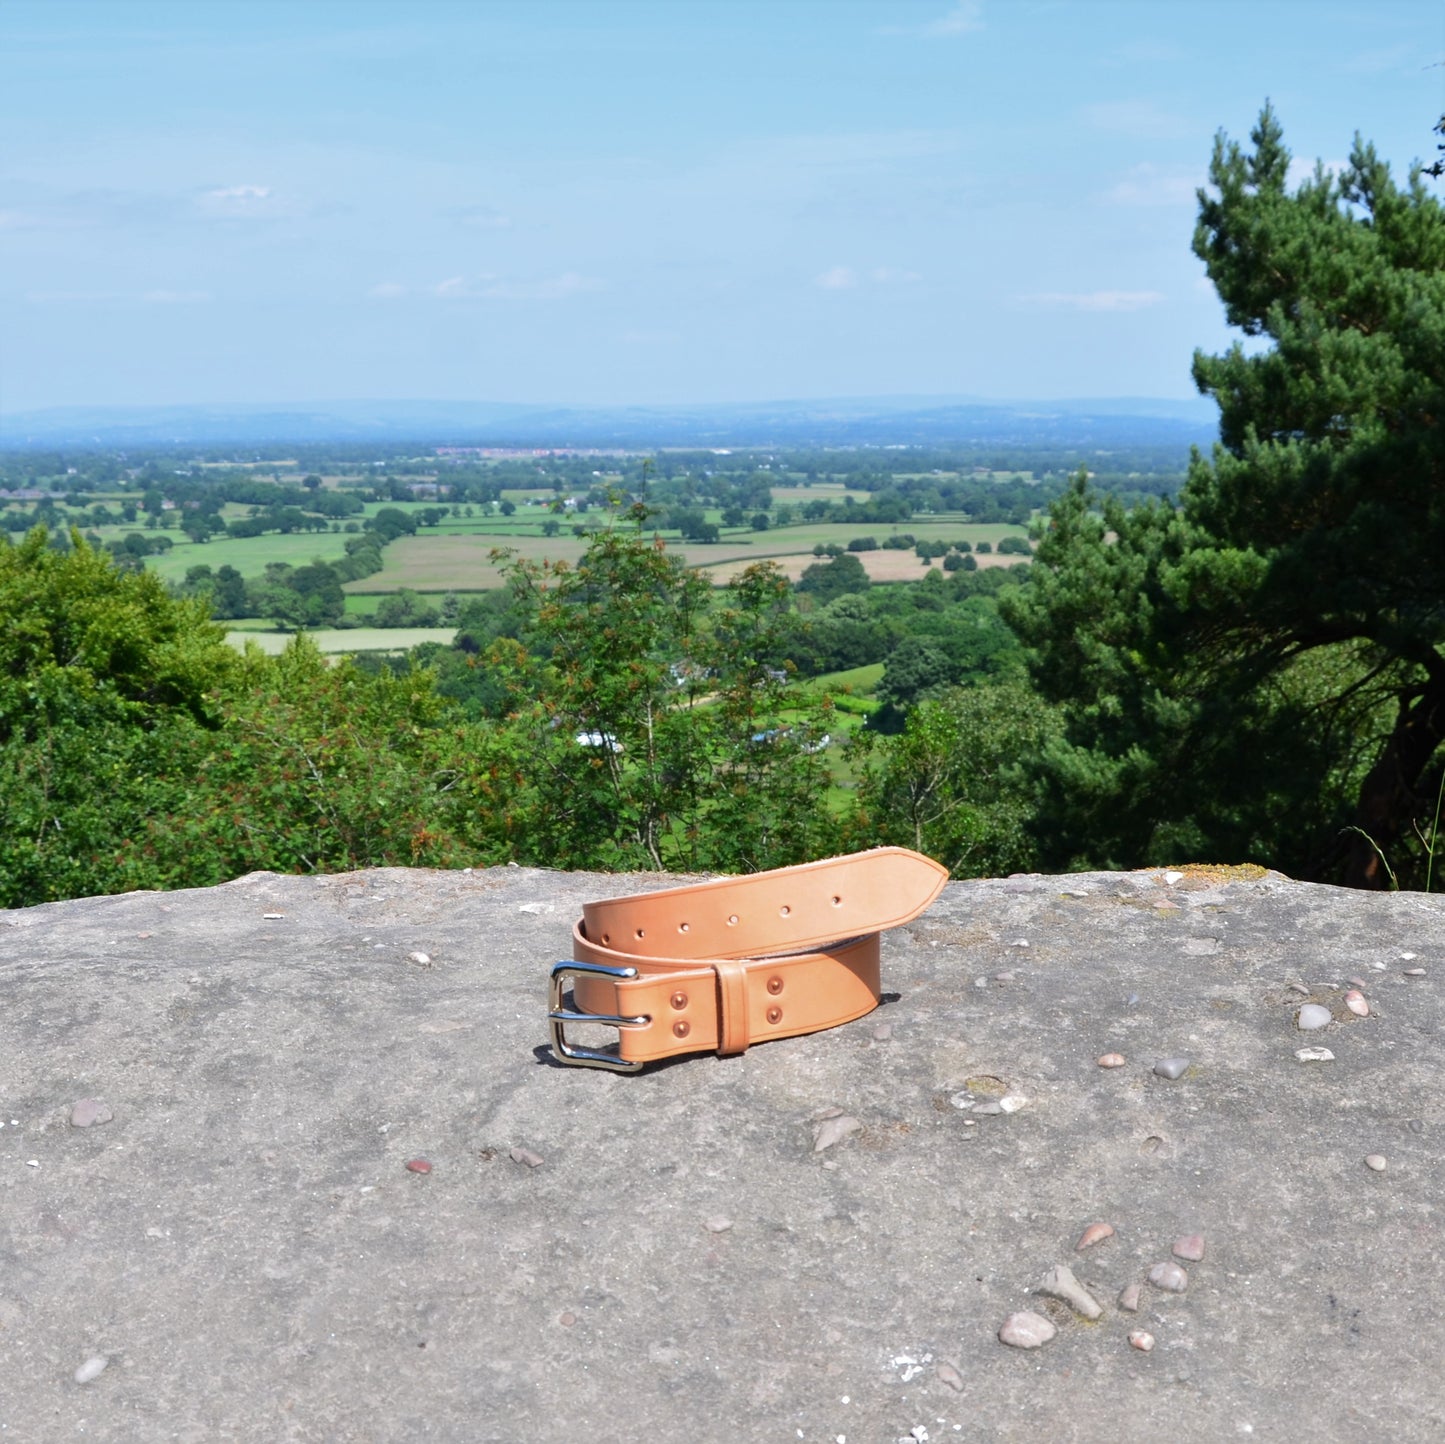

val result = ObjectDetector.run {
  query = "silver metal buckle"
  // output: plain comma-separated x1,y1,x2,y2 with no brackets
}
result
548,961,651,1072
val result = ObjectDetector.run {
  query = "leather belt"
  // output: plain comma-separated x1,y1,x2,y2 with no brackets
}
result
547,847,948,1071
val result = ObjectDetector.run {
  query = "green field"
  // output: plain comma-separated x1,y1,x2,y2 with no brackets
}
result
225,626,456,655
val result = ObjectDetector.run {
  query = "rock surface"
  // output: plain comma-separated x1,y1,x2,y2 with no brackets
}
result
2,863,1443,1441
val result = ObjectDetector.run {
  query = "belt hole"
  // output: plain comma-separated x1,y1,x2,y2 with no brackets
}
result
601,933,610,945
766,976,783,995
727,914,738,926
673,1020,690,1039
766,1006,782,1026
670,991,688,1010
635,928,645,939
779,904,790,917
831,895,842,906
678,921,689,933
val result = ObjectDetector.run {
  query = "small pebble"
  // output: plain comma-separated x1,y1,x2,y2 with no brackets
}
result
936,1360,965,1392
1295,1047,1334,1062
1286,982,1311,997
1172,1233,1205,1262
993,970,1016,983
813,1115,862,1152
1076,1222,1115,1251
518,902,552,915
74,1355,108,1384
1148,1261,1188,1293
1117,1283,1142,1312
1153,1057,1189,1080
1364,1154,1387,1172
559,1311,577,1327
1097,1053,1126,1068
998,1311,1056,1349
404,1158,433,1174
1403,968,1426,978
703,1216,733,1233
509,1147,545,1168
1344,990,1369,1017
1038,1263,1103,1319
262,912,284,920
69,1098,114,1129
1401,952,1418,960
1123,992,1141,1007
1297,1003,1331,1030
998,1094,1029,1113
407,951,432,966
1128,1330,1156,1353
872,1021,893,1042
1348,976,1368,989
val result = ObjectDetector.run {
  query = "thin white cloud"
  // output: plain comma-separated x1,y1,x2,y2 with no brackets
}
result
1023,290,1166,312
870,266,922,284
815,266,859,290
368,282,408,299
1105,164,1202,208
1081,100,1194,140
879,2,983,38
925,1,984,35
432,272,602,301
453,205,513,230
196,183,279,218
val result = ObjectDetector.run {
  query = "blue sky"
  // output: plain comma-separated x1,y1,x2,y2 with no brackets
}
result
2,0,1440,414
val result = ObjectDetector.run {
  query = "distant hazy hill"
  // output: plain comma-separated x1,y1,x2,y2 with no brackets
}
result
0,395,1218,450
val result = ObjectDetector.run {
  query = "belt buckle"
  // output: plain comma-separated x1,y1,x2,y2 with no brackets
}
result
548,961,650,1072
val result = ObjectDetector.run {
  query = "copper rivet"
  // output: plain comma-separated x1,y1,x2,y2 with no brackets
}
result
766,1006,782,1026
767,976,783,995
678,921,689,933
727,914,738,926
670,991,688,1010
673,1020,690,1038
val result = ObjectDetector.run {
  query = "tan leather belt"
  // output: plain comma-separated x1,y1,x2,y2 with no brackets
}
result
548,847,948,1070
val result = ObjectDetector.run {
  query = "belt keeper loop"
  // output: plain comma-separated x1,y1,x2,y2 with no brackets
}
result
713,958,750,1056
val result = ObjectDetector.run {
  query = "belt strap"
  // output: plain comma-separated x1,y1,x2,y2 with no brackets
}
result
548,847,948,1070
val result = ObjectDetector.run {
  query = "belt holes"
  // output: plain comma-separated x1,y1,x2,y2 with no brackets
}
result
670,991,688,1010
766,976,783,995
779,904,791,918
831,895,842,906
678,921,689,933
766,1006,782,1026
673,1020,690,1039
727,914,738,926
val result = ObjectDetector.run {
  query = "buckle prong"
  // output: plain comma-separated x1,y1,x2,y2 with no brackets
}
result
548,961,650,1071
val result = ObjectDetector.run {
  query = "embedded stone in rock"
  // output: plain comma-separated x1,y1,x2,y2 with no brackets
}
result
1148,1261,1189,1293
1365,1154,1388,1172
936,1361,965,1392
1296,1047,1335,1062
1172,1233,1205,1262
1097,1053,1126,1068
703,1216,733,1233
1037,1263,1103,1320
1118,1283,1142,1312
1128,1330,1156,1352
509,1147,544,1168
812,1115,861,1152
69,1098,113,1129
1297,1004,1332,1030
1345,990,1369,1017
404,1158,433,1174
1075,1222,1115,1251
998,1311,1057,1349
407,951,432,967
74,1355,109,1384
1153,1057,1189,1080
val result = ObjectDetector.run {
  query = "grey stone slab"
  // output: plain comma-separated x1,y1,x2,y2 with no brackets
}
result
1,864,1442,1442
